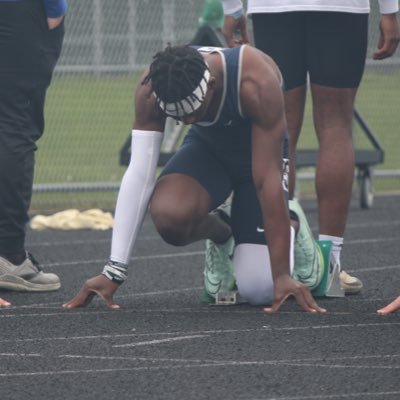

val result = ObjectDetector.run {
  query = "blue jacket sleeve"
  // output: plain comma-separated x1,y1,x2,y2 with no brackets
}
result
43,0,67,18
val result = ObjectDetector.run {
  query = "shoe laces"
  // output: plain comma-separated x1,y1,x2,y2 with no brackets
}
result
297,240,316,263
206,239,233,276
26,252,42,272
206,241,218,274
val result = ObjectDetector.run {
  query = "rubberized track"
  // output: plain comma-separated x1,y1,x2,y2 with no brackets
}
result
1,194,399,400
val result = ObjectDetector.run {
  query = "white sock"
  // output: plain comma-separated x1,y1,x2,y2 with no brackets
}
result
319,234,343,269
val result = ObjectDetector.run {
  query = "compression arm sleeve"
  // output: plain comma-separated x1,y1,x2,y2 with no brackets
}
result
221,0,244,15
110,129,164,265
378,0,399,14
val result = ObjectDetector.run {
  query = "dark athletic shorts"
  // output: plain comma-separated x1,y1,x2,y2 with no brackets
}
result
252,11,368,90
159,123,289,245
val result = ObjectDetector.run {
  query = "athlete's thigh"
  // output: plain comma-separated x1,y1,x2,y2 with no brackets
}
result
306,12,368,88
252,12,308,90
157,129,233,212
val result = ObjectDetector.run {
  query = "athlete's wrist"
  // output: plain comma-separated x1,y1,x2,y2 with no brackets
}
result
102,261,128,285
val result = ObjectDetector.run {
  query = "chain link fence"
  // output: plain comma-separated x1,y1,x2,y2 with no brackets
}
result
32,0,400,211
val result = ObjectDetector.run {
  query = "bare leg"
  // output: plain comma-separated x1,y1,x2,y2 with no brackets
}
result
285,85,307,199
150,174,231,246
311,84,357,237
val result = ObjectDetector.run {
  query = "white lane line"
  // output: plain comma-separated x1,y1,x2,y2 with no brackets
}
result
3,290,398,310
0,324,399,344
251,391,400,399
346,220,400,229
0,353,40,357
36,237,400,269
277,361,400,370
1,354,399,379
112,334,209,348
25,220,399,248
346,264,400,273
6,287,203,310
60,355,214,363
1,357,399,378
39,250,204,268
58,353,400,369
26,235,158,247
2,352,400,365
1,302,399,318
346,237,400,245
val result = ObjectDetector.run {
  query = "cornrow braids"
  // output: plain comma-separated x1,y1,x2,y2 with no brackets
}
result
142,44,208,117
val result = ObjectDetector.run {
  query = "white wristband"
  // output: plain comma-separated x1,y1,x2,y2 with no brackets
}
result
222,0,244,15
378,0,399,14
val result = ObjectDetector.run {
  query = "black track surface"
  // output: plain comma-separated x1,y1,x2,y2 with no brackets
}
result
1,194,399,400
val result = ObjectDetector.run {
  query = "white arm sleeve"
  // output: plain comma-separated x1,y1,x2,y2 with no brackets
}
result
110,129,164,264
221,0,244,15
378,0,399,14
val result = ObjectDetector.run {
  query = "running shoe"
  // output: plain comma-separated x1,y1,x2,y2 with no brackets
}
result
339,270,363,294
0,252,60,291
203,204,235,299
289,199,324,290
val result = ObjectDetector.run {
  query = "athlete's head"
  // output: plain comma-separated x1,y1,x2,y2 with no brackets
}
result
142,44,211,121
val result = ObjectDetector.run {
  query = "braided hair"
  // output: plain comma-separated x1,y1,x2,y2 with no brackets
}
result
142,44,208,116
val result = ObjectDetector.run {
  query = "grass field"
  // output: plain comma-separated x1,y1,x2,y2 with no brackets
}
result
31,67,400,211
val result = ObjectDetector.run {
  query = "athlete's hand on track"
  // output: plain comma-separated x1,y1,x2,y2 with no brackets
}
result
264,275,327,314
377,296,400,314
0,297,11,308
63,275,121,310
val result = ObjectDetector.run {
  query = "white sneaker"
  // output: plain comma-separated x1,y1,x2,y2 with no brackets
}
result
0,252,60,292
339,271,362,294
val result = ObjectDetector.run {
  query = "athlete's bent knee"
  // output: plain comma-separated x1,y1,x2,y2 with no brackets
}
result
151,207,193,246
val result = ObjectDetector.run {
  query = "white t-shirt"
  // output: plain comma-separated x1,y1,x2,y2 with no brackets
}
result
246,0,398,14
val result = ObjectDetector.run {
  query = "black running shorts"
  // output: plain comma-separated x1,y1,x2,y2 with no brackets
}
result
159,123,289,245
252,11,368,90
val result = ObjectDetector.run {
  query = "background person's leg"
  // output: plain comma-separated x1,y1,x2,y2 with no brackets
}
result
307,12,367,280
307,12,367,239
305,12,367,293
251,12,308,199
0,152,34,263
0,0,64,292
311,85,357,238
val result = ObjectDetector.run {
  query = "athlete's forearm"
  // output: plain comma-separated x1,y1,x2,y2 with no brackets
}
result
110,130,163,266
